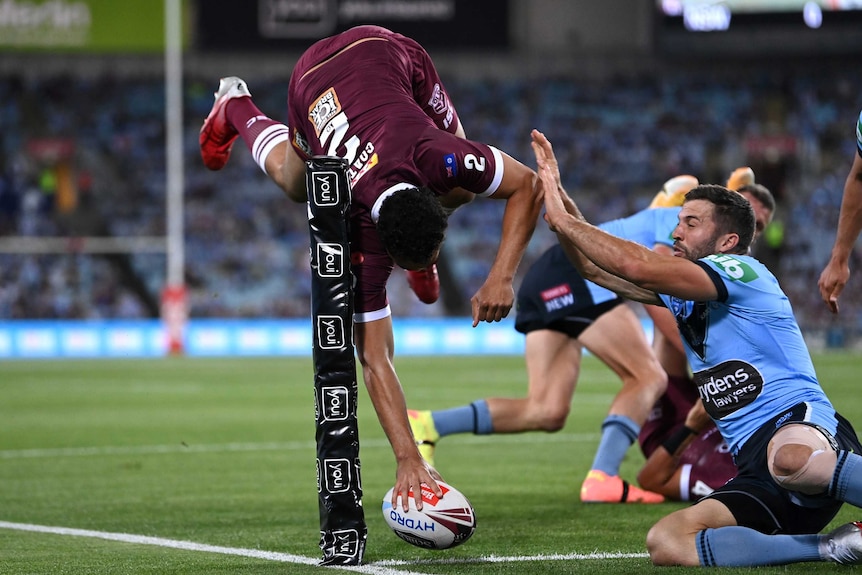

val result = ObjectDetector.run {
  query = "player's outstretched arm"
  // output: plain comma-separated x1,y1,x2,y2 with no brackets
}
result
354,317,442,511
531,130,662,305
470,152,541,327
532,129,719,303
819,152,862,313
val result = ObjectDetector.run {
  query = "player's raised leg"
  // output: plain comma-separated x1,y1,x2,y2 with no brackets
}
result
200,77,252,171
199,77,306,201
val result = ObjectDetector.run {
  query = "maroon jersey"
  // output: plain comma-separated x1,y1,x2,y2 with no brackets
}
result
639,375,737,501
288,26,504,319
677,425,737,501
639,375,701,458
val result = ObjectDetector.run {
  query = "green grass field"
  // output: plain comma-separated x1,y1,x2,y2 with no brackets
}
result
2,352,862,574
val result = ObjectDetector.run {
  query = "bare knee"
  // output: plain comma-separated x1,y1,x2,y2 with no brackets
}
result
768,424,837,494
646,521,683,566
635,363,668,401
534,403,570,432
645,516,701,567
772,443,811,476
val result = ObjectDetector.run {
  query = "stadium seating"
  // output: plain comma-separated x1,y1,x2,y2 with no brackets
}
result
0,67,859,338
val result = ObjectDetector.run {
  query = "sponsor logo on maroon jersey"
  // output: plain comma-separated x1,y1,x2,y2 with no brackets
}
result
346,141,378,186
309,88,342,137
293,129,311,155
429,83,448,114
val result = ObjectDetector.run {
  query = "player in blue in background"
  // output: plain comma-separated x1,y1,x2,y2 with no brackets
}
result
408,196,686,504
533,128,862,567
410,175,774,503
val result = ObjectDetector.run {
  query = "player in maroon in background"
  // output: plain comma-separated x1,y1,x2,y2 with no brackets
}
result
199,25,541,510
637,381,738,502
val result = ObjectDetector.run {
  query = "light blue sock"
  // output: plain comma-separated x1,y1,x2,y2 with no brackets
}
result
590,414,639,476
830,451,862,506
432,400,493,437
697,527,822,566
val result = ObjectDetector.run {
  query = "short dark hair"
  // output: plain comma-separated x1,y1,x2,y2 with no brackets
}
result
684,184,755,254
376,186,447,266
736,183,776,214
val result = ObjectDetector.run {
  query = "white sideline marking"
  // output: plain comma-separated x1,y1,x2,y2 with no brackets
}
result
376,551,650,565
0,520,649,571
0,521,428,575
0,433,599,460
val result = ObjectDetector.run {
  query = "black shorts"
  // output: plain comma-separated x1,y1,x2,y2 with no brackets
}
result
705,403,862,535
515,245,624,338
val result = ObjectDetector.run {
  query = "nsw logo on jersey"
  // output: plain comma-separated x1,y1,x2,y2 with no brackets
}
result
694,359,764,419
705,254,758,283
541,284,574,312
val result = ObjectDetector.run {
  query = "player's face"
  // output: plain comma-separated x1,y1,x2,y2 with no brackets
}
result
671,199,727,261
741,193,773,241
392,247,441,271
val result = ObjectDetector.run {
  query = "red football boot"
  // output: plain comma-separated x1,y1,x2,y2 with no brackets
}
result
406,264,440,304
199,77,251,171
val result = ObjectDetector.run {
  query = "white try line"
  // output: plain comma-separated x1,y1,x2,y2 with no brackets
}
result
376,551,651,565
0,433,599,460
0,520,648,572
0,521,424,575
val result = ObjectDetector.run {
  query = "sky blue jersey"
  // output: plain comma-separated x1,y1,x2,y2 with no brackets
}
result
565,207,683,305
599,207,681,249
657,254,833,455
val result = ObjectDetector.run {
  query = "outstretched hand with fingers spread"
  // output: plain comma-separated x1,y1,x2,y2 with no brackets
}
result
531,129,568,232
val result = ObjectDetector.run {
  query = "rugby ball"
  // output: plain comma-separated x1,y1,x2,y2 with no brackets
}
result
381,481,476,550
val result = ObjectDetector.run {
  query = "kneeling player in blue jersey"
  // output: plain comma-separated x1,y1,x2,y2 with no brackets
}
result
533,128,862,567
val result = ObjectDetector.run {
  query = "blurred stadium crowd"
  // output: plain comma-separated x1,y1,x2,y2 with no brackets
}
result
0,64,859,341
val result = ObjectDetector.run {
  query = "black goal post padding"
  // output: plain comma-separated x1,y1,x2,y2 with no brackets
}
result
306,156,367,565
